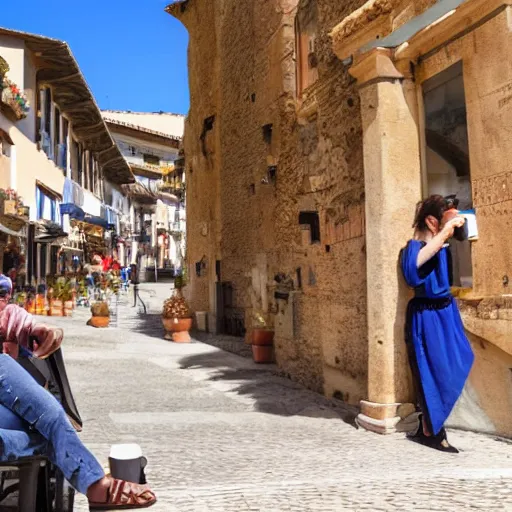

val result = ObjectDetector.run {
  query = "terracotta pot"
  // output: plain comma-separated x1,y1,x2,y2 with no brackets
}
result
89,316,110,328
251,328,274,346
64,301,73,317
50,299,63,317
35,295,47,316
252,344,274,364
162,317,193,343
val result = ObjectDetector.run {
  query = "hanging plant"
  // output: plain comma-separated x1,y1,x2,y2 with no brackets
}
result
0,57,9,78
0,75,30,119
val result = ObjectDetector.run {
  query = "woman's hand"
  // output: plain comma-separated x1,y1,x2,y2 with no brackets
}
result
441,216,466,240
417,214,465,268
2,342,18,359
31,325,64,359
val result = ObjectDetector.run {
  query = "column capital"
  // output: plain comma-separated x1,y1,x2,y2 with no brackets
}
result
349,48,403,86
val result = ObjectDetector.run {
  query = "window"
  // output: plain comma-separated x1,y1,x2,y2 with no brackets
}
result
423,62,472,288
38,87,53,157
299,211,320,244
295,0,318,97
58,117,69,172
130,146,137,156
36,185,61,223
88,151,94,192
143,154,160,166
53,107,60,165
43,88,52,135
77,143,83,186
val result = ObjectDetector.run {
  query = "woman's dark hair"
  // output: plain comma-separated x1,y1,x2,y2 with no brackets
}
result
413,195,449,231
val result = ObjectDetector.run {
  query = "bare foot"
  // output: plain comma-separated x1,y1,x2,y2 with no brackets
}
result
87,476,110,503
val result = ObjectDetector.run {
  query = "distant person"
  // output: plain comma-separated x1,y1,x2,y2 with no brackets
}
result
400,195,474,453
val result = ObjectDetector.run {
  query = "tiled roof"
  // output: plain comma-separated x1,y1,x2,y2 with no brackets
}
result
0,27,134,185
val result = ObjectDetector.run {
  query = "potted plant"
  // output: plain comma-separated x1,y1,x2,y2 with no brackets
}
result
87,300,110,328
35,284,47,316
162,271,193,342
251,311,274,364
24,288,36,314
48,277,65,317
62,281,74,317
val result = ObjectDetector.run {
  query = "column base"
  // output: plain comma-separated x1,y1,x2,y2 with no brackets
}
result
356,400,419,435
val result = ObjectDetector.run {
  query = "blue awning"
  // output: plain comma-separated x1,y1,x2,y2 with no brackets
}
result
60,203,85,220
84,214,110,229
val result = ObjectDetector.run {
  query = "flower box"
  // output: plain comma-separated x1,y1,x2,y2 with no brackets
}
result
0,198,17,216
17,205,29,218
0,77,30,121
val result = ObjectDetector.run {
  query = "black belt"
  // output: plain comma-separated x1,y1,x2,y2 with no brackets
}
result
409,296,452,311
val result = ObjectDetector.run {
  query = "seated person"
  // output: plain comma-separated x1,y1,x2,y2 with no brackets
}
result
0,275,156,510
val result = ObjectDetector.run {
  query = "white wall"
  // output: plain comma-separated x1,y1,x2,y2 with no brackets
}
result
0,36,25,87
0,41,65,219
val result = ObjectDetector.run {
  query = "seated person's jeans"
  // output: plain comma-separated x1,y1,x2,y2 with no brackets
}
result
0,354,104,493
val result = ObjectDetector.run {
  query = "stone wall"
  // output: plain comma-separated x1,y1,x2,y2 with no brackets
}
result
171,0,222,317
172,0,370,401
169,0,453,405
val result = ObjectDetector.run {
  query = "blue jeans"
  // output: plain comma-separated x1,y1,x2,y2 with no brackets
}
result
0,354,105,494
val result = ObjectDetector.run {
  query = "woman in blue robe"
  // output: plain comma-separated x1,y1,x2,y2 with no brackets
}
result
400,195,474,453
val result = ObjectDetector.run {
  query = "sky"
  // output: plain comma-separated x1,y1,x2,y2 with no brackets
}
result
2,0,190,115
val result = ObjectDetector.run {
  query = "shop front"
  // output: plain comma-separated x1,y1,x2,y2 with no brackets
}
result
0,187,30,287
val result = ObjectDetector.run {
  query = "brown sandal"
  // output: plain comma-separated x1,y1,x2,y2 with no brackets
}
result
89,479,157,510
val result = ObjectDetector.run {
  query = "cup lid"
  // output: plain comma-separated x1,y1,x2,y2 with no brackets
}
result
109,443,142,460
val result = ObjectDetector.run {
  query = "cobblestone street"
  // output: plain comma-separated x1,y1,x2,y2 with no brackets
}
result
48,285,512,511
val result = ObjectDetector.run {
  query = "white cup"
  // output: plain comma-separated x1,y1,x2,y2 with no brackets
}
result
109,444,147,484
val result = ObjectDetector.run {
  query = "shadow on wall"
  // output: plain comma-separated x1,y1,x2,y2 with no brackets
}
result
178,349,359,428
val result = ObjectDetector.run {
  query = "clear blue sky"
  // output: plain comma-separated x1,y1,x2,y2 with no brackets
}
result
2,0,190,114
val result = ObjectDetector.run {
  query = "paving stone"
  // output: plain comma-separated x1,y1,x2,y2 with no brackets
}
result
42,284,512,511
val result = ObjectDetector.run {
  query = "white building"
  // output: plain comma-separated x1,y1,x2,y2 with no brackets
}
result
102,111,185,281
0,28,132,284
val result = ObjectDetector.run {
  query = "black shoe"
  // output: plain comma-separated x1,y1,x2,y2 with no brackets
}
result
430,428,459,454
408,418,459,454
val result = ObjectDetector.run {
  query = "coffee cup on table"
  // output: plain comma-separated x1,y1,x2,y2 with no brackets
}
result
109,444,148,484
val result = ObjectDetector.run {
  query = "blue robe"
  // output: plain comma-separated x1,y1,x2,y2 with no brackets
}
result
400,240,474,435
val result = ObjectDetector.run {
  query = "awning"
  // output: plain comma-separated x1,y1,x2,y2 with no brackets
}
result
60,245,83,253
34,221,67,243
60,203,85,221
61,203,113,229
84,214,110,230
157,192,179,206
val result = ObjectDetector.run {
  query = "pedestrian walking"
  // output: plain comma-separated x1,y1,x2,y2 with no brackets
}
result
400,195,475,453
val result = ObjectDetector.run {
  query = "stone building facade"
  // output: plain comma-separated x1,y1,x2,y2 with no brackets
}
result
168,0,512,438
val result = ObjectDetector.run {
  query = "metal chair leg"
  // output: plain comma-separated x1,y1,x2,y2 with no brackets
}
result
36,462,51,512
18,461,40,512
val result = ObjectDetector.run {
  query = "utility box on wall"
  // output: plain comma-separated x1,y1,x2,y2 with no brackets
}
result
196,311,208,332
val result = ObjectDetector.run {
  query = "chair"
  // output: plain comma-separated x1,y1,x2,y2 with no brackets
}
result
0,456,74,511
0,348,80,511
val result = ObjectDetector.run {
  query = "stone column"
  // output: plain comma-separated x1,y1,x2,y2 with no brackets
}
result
350,49,422,433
